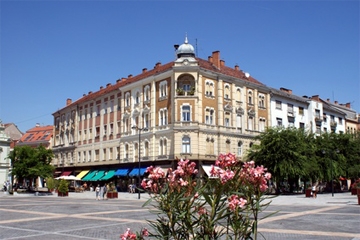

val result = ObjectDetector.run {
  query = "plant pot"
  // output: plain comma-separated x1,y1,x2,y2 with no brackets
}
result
107,192,118,199
305,189,312,198
58,192,68,197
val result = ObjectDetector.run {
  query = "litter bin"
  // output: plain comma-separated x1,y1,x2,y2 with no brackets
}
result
305,189,312,197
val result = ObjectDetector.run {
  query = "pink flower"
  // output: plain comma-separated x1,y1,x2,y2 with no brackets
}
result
228,195,247,211
179,178,188,186
120,228,137,240
142,228,149,237
219,169,235,184
197,206,207,215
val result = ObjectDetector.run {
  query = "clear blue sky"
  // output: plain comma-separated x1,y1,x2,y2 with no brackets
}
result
1,1,359,133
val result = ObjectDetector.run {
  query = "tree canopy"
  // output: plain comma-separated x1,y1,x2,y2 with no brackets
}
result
8,145,55,185
246,127,360,192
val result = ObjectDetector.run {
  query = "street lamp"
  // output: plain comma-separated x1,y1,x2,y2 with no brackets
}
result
132,125,148,199
322,149,339,197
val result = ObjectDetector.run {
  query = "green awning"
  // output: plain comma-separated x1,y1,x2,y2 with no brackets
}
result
100,170,116,181
90,170,106,181
82,170,98,181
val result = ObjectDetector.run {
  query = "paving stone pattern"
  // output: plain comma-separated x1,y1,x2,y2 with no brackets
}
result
0,191,359,240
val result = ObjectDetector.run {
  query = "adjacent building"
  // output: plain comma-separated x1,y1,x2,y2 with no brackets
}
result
0,121,12,185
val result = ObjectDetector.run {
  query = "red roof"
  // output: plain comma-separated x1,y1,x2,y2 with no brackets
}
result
18,125,53,146
56,53,264,112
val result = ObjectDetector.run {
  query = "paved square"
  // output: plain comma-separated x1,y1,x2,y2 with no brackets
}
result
0,191,359,239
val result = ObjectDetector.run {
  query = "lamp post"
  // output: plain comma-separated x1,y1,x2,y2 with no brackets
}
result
322,149,339,197
132,126,147,199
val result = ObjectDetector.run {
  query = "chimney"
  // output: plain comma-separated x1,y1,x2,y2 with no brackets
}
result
208,56,213,63
66,98,72,106
142,68,147,73
220,60,225,67
83,94,86,97
280,87,292,94
122,77,127,82
327,98,330,102
334,101,338,104
106,83,111,87
234,65,239,71
212,51,221,69
116,79,121,83
128,74,132,78
155,62,161,68
311,95,320,101
36,123,40,127
100,86,103,90
88,91,92,95
346,102,351,108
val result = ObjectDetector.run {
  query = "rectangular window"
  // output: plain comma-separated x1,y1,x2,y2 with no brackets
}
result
225,117,230,127
182,105,190,121
182,137,191,153
298,107,304,115
276,101,282,109
338,117,343,125
276,118,282,126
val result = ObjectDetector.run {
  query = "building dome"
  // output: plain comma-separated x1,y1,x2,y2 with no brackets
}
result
177,36,195,58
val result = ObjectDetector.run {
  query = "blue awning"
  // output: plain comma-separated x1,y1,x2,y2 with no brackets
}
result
128,167,148,177
114,168,130,177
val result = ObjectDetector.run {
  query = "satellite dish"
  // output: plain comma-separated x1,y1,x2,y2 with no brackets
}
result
244,72,250,78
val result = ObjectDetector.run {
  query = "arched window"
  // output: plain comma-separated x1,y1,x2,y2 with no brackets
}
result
258,94,265,108
135,91,140,104
182,136,191,153
248,90,253,105
236,88,241,102
224,84,230,100
237,141,243,156
259,118,266,132
144,85,150,102
226,139,231,153
125,93,131,107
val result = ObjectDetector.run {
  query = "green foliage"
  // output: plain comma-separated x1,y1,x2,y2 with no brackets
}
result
8,145,55,184
246,127,360,192
46,177,56,191
57,179,69,194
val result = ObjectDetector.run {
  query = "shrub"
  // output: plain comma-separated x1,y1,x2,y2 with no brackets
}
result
121,153,274,240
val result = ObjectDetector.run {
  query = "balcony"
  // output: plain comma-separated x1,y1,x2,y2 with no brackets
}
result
315,117,322,126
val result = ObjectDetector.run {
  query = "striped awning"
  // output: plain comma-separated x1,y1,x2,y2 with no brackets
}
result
128,167,148,177
114,168,130,177
76,170,90,180
89,170,106,181
82,170,98,181
60,171,72,176
100,170,116,181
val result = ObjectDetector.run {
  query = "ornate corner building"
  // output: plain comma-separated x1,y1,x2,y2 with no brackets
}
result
52,37,272,179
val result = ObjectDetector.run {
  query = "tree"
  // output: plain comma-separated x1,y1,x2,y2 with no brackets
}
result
246,127,316,193
8,145,54,188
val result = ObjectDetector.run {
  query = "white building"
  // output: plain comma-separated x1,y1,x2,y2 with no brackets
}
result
0,121,12,187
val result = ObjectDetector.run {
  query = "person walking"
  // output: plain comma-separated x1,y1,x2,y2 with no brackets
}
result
311,183,317,198
95,184,101,200
103,183,108,200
